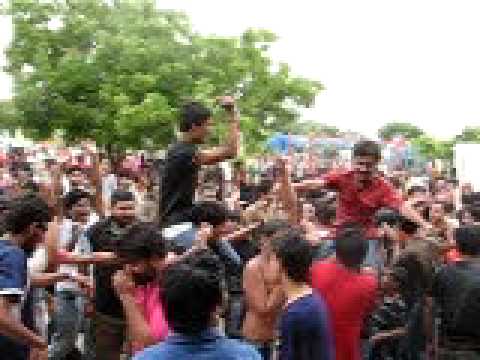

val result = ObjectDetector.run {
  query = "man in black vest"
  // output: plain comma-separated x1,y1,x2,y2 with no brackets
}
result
160,96,239,226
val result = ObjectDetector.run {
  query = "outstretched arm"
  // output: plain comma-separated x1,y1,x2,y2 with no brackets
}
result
197,96,240,165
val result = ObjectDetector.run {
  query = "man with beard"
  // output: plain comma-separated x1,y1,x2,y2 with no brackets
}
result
294,140,432,269
49,189,99,360
112,222,169,357
88,190,137,360
0,194,51,360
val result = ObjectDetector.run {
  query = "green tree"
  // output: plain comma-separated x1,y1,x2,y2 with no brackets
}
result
411,135,453,160
2,0,322,155
378,122,424,141
289,121,339,137
455,126,480,143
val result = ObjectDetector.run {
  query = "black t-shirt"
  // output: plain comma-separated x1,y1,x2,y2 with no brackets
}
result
160,142,199,223
432,260,480,341
88,218,125,319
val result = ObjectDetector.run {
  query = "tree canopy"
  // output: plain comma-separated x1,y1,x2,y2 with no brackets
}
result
378,122,424,141
1,0,322,154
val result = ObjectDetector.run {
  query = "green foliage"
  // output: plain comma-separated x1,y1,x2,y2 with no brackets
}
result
2,0,322,154
289,121,339,137
455,126,480,143
411,135,453,160
378,122,424,141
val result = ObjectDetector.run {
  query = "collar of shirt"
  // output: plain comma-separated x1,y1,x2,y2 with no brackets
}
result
167,327,223,345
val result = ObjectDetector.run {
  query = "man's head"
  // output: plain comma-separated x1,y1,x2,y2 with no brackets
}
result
455,225,480,257
257,219,291,254
64,189,92,223
271,229,313,285
189,202,234,238
4,194,51,252
162,250,224,336
66,166,86,189
115,222,167,285
335,225,368,268
110,191,136,226
179,102,212,144
352,140,381,184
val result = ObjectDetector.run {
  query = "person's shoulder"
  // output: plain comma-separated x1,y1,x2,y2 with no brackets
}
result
217,337,261,359
245,255,262,271
132,342,177,360
311,259,338,274
0,239,24,262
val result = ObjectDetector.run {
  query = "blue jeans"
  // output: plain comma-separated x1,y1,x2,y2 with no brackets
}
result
49,290,94,360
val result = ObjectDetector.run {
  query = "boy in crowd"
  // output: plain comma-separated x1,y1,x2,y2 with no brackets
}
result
311,226,378,360
160,97,239,226
0,194,51,360
134,249,261,360
243,220,289,359
271,229,333,360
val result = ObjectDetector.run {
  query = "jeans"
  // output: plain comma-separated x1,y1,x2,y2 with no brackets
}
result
49,290,94,360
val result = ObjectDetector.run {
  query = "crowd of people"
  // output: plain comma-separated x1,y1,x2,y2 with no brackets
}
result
0,96,478,360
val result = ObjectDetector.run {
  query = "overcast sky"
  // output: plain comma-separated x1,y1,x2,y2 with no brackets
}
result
2,0,480,138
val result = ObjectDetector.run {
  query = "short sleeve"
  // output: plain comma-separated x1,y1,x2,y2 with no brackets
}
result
322,171,343,190
0,248,26,296
380,180,402,210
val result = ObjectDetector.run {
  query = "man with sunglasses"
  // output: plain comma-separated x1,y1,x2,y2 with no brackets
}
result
0,194,51,360
295,140,431,268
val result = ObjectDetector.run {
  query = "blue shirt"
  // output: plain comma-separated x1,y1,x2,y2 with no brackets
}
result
133,328,261,360
279,292,334,360
0,238,29,360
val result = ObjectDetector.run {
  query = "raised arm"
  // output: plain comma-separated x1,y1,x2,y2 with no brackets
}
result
196,96,240,166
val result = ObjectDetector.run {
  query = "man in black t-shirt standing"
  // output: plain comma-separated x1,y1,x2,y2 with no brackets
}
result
160,97,240,226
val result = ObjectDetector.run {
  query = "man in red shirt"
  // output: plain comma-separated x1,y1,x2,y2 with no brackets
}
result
295,140,430,267
311,226,377,360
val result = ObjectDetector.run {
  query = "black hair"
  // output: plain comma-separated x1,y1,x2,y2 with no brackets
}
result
110,191,135,207
162,251,223,335
353,140,381,161
65,166,84,176
189,202,229,227
455,225,480,256
257,219,291,238
335,226,368,268
179,101,212,133
114,222,167,261
271,229,313,283
5,194,50,235
469,205,480,223
407,186,427,197
64,189,92,211
394,251,430,303
312,199,336,225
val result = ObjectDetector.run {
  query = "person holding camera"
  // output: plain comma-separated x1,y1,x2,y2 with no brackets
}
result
160,96,240,226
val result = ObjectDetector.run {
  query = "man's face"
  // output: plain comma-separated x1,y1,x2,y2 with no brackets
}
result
24,222,48,252
125,258,158,286
191,118,213,143
430,204,444,221
111,200,136,226
352,156,378,184
71,197,91,223
69,170,85,188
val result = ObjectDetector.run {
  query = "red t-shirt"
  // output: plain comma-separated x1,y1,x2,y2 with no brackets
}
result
323,170,402,238
311,260,378,360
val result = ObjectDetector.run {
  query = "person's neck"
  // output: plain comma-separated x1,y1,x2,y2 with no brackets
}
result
283,279,312,306
8,233,25,248
179,133,198,144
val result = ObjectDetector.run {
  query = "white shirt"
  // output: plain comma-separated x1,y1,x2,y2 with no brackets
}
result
56,213,99,292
